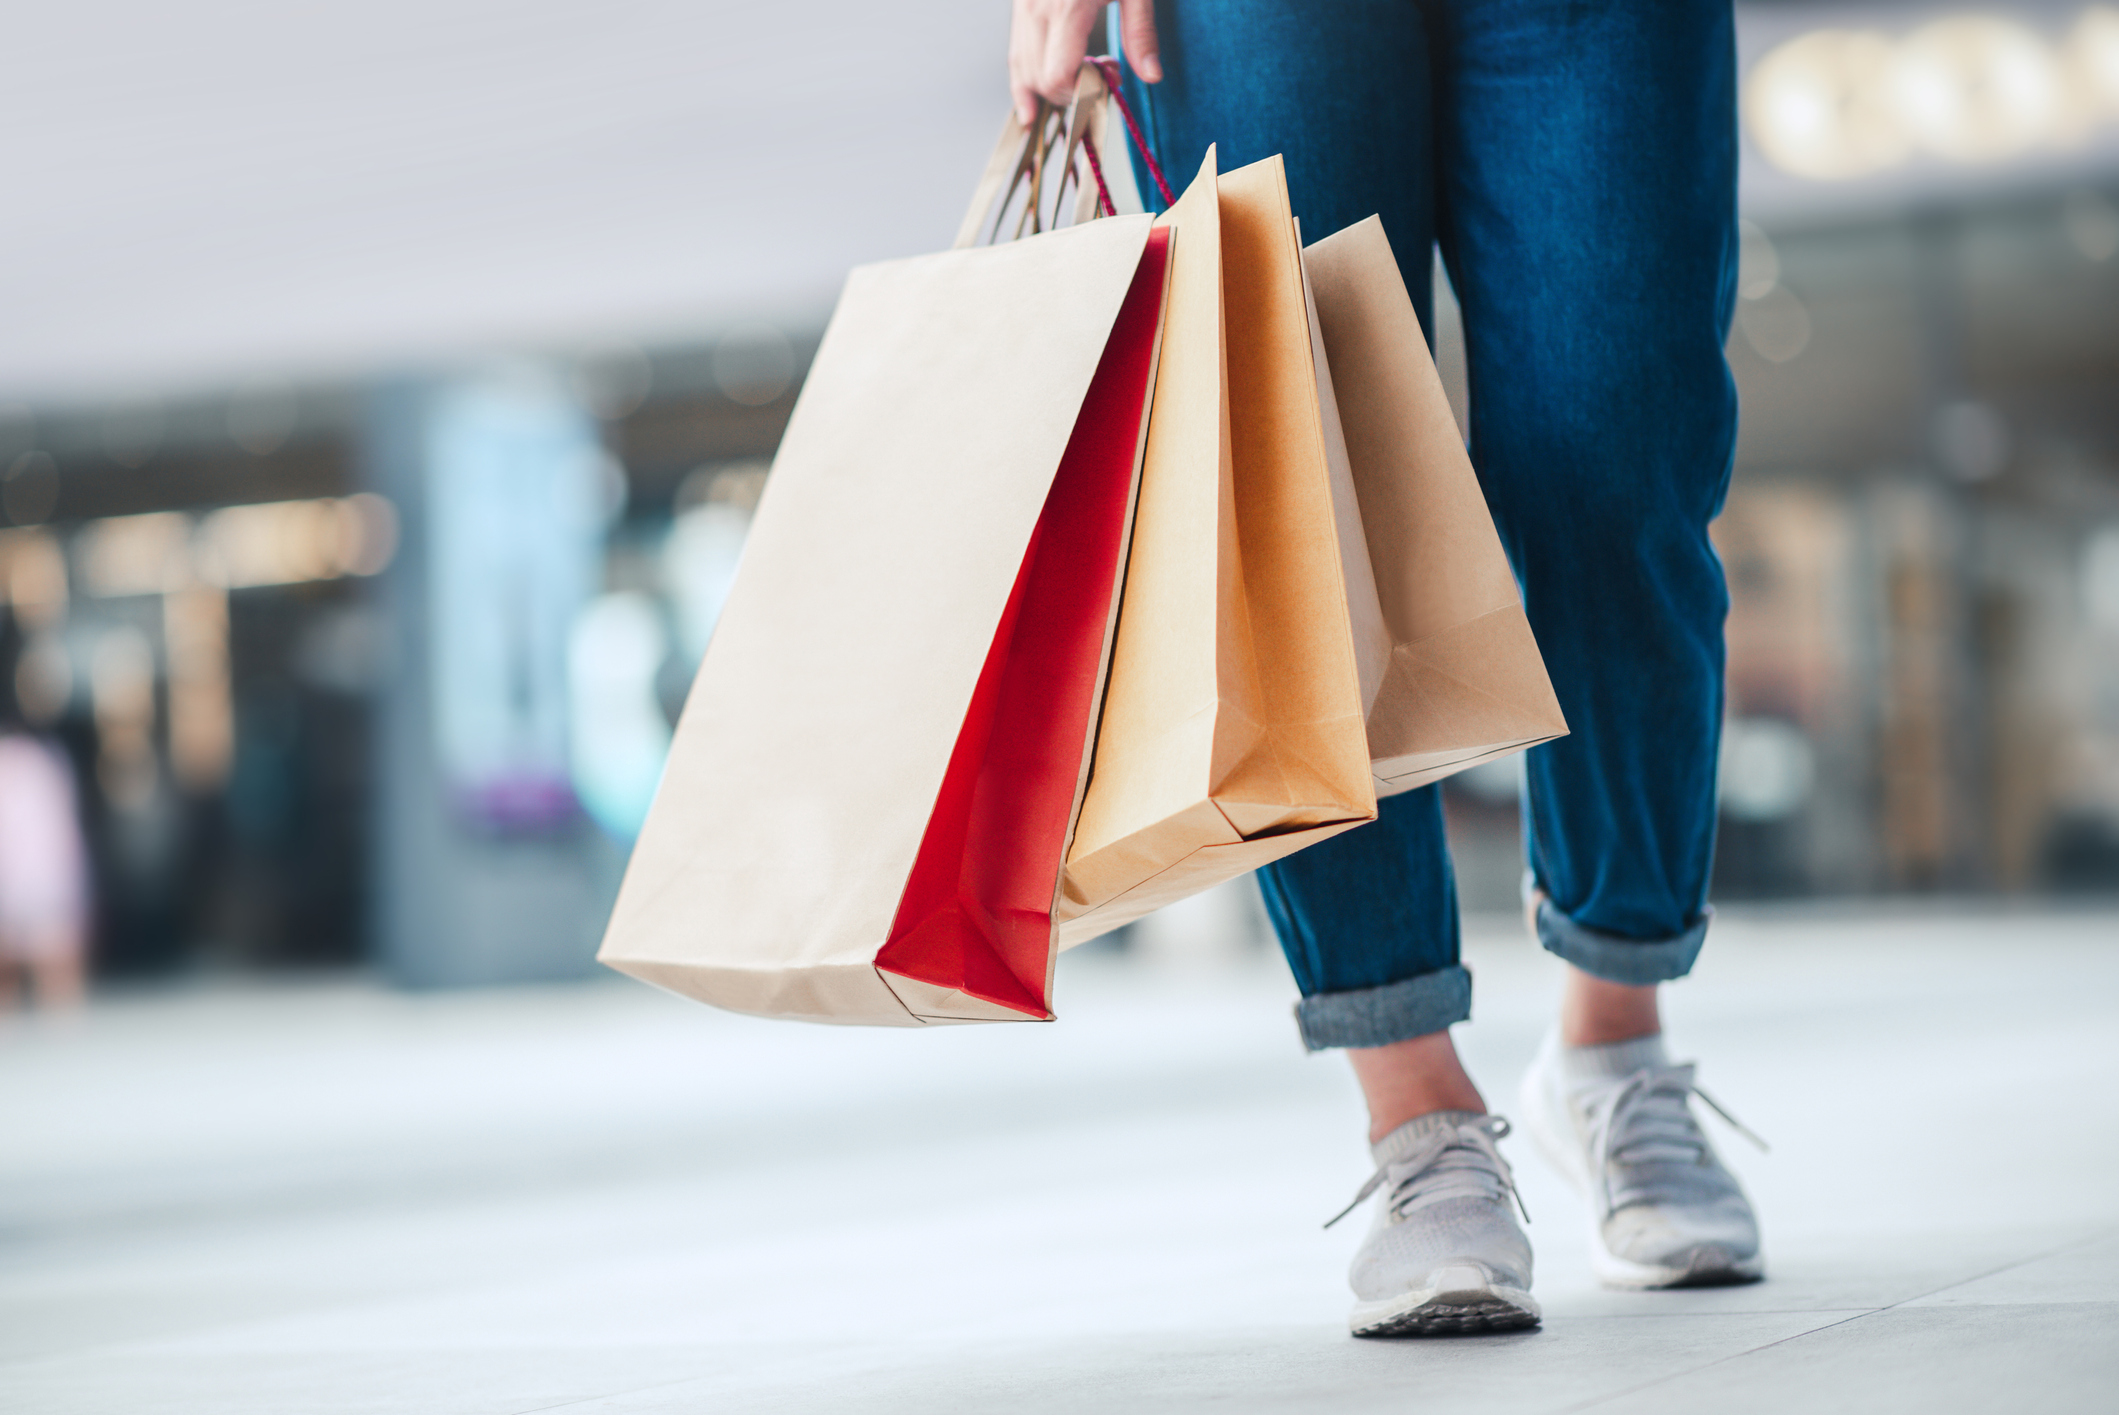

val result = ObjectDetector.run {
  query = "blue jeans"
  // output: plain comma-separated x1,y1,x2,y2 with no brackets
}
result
1121,0,1739,1050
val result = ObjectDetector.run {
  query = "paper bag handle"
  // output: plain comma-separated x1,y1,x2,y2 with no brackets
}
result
952,58,1172,251
953,65,1110,249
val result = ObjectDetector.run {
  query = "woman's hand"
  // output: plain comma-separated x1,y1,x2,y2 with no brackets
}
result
1009,0,1161,126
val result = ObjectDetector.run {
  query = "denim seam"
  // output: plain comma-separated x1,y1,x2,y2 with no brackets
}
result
1293,965,1472,1052
1534,898,1710,985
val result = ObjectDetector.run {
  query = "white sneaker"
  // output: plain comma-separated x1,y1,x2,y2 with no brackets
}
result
1518,1031,1765,1289
1332,1110,1541,1336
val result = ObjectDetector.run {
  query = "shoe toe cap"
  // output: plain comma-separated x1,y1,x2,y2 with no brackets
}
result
1350,1197,1533,1300
1602,1199,1760,1273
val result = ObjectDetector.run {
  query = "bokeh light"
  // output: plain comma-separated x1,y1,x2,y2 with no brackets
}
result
78,495,398,598
1737,284,1812,363
1736,219,1782,300
566,591,672,841
1720,717,1818,821
711,324,795,406
78,512,193,598
2072,6,2119,116
1747,7,2119,180
665,462,765,661
1891,17,2063,163
1,528,70,628
571,345,654,421
164,586,234,792
1745,29,1907,180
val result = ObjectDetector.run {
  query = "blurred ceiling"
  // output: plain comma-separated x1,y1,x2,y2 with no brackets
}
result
5,1,2117,405
0,1,1009,403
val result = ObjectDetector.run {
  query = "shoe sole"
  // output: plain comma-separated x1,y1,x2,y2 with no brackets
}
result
1517,1050,1766,1293
1591,1245,1765,1290
1350,1267,1541,1338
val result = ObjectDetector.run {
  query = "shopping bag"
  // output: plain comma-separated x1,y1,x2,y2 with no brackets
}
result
598,99,1172,1023
1302,216,1568,794
1057,152,1379,945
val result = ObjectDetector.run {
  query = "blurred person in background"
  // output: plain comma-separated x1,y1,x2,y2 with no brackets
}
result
1013,0,1758,1336
0,716,92,1011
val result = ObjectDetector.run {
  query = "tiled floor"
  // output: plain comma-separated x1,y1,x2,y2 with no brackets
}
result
3,906,2115,1413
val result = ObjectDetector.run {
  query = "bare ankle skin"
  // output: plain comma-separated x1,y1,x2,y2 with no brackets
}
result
1559,966,1661,1047
1348,1030,1487,1143
1526,888,1665,1048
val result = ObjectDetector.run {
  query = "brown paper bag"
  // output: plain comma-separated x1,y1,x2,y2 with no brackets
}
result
1057,153,1379,946
1299,219,1393,717
1302,216,1568,794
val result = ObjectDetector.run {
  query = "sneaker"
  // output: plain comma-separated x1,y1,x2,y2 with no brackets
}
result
1518,1031,1766,1289
1331,1110,1540,1337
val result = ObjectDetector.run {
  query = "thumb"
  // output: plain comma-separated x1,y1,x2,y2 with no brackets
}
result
1119,0,1162,82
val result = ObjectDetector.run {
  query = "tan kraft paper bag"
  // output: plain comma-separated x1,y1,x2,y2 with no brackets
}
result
1058,152,1379,946
1303,216,1568,794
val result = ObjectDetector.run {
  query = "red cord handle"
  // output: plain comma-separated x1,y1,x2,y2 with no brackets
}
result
1088,56,1177,208
1080,130,1117,218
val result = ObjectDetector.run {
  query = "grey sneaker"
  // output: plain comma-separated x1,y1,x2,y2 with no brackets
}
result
1330,1110,1540,1337
1518,1031,1766,1289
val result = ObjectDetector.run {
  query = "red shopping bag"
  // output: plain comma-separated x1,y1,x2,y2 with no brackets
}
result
876,229,1171,1019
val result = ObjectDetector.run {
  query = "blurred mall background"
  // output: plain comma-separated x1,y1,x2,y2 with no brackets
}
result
2,0,2118,991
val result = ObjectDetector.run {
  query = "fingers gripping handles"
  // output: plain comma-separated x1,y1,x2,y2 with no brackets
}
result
952,58,1176,251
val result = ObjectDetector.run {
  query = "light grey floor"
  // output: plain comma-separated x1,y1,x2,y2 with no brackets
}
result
3,907,2116,1413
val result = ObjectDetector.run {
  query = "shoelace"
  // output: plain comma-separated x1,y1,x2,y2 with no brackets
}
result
1324,1113,1530,1230
1583,1063,1768,1221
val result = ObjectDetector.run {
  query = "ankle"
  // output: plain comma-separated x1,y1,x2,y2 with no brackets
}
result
1348,1031,1486,1144
1558,966,1661,1047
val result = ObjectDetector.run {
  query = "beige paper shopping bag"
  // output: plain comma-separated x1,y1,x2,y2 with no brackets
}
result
1057,153,1378,946
598,211,1163,1025
1303,216,1568,794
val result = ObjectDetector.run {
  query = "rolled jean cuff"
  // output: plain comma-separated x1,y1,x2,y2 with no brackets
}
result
1293,965,1472,1052
1534,898,1710,985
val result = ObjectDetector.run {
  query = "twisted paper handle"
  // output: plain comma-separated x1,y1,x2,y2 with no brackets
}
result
955,55,1176,248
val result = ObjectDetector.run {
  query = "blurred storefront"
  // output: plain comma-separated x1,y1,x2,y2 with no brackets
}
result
1707,189,2119,899
1,400,393,972
1716,0,2119,897
0,335,816,983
